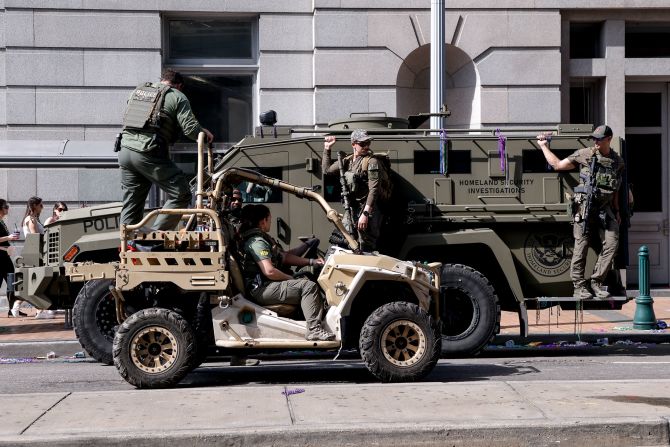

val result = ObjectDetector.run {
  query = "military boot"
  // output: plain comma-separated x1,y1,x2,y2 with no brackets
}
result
590,280,611,299
573,285,593,300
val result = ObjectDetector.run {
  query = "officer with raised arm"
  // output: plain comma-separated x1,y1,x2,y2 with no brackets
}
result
118,68,214,231
537,125,624,299
322,129,391,252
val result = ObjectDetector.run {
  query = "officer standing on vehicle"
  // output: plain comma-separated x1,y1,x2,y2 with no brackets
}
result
118,68,214,231
537,125,625,299
322,129,390,252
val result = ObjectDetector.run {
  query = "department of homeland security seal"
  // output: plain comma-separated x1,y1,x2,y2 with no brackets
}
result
523,233,572,277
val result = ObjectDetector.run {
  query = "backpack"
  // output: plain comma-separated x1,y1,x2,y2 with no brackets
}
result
361,152,393,202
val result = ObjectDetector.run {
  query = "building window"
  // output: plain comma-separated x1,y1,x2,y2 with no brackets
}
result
625,134,662,212
626,92,662,127
570,22,603,59
626,23,670,58
570,80,601,124
164,17,258,148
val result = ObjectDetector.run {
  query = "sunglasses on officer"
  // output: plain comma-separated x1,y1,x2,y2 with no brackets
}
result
355,140,371,147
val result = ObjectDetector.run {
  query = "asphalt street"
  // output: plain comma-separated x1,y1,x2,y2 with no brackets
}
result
2,343,670,394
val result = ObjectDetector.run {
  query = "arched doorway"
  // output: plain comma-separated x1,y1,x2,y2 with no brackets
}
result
396,44,480,128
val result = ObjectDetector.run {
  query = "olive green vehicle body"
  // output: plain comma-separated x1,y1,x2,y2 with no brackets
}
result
12,115,629,355
13,203,122,309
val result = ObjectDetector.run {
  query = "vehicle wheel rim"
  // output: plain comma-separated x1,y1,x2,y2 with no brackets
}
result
95,292,117,343
381,320,427,367
130,326,178,374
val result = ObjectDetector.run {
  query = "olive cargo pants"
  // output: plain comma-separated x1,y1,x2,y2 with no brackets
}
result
571,216,619,287
119,147,191,231
250,278,324,329
343,206,383,252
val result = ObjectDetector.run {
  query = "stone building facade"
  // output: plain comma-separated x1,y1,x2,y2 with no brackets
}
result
0,0,669,282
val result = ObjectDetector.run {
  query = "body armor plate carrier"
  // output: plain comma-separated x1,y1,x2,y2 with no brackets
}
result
122,82,170,131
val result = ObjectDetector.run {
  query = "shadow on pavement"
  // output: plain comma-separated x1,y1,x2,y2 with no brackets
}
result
180,360,525,388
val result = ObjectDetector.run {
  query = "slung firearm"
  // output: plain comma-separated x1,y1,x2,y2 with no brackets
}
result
575,154,599,238
338,151,359,242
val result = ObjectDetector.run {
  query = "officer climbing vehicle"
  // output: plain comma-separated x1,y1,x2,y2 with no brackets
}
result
65,134,443,388
12,110,631,366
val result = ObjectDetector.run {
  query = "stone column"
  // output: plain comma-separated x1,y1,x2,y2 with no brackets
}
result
603,20,626,138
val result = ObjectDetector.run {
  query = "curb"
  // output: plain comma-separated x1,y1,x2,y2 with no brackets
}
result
0,418,667,447
492,332,670,346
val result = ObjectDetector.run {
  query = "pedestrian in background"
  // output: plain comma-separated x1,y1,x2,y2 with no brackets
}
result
44,201,68,226
22,197,54,319
22,196,44,236
0,199,24,318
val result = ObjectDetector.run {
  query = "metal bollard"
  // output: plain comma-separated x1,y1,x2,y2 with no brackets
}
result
633,245,657,329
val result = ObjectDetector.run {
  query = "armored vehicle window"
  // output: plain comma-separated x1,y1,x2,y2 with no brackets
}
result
237,167,283,204
570,22,603,58
522,149,575,173
324,175,341,203
413,150,471,174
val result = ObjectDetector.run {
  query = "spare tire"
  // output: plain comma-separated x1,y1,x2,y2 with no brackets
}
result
440,264,500,357
73,279,116,365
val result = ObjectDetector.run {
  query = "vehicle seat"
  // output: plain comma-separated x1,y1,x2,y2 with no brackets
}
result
227,250,298,318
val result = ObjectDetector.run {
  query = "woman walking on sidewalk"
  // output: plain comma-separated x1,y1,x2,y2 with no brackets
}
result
0,199,23,318
22,197,53,319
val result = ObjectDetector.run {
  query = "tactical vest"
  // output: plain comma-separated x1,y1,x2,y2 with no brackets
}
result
121,83,178,152
580,153,621,206
241,228,282,282
343,153,393,202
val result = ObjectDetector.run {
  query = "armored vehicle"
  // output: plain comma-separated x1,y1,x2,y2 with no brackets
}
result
65,138,443,388
13,113,630,365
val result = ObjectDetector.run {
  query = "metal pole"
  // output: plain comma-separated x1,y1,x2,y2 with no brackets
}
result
430,0,445,131
633,245,657,329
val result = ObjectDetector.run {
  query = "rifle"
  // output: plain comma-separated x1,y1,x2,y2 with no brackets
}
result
574,153,599,237
337,151,359,242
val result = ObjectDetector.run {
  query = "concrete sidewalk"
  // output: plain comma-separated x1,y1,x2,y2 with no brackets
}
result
1,379,669,446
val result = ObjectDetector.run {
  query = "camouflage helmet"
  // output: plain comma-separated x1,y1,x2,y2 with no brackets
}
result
350,129,372,143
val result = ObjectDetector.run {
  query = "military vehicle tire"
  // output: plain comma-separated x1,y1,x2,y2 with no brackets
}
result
440,264,500,357
190,292,214,371
113,308,196,389
73,279,116,365
360,301,441,382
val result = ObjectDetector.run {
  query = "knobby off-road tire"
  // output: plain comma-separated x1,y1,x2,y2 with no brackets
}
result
190,292,214,371
440,264,500,357
73,279,116,365
113,308,196,389
360,301,441,383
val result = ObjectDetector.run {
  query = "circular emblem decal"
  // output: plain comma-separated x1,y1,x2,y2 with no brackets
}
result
523,233,572,277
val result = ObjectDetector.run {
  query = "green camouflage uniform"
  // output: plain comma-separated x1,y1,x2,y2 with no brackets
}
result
241,229,324,329
322,151,387,251
119,83,204,230
568,147,625,290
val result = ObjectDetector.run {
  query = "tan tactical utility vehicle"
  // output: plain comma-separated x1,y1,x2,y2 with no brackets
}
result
13,112,631,368
65,135,442,388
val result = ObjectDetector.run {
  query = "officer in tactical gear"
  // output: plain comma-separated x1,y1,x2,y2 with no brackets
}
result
537,125,625,300
322,129,391,252
118,69,214,231
240,204,334,341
